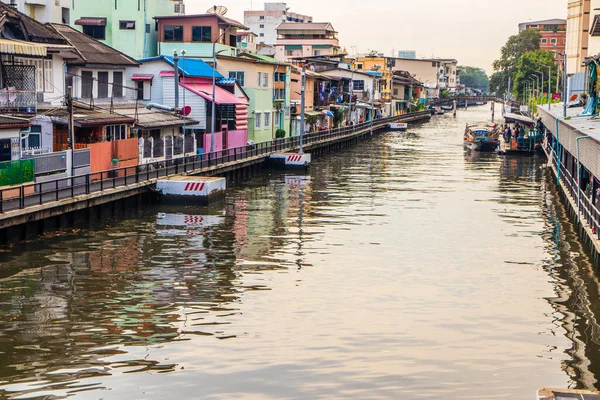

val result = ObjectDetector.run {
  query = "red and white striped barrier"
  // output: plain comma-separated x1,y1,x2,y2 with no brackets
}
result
270,152,311,167
156,176,226,199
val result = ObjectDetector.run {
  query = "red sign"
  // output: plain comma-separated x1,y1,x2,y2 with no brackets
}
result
552,93,561,101
180,105,192,116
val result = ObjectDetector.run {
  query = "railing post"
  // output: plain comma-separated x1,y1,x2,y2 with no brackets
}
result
55,180,59,201
86,174,90,194
20,185,24,209
71,177,74,198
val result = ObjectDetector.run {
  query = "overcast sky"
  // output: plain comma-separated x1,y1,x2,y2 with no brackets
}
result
189,0,567,75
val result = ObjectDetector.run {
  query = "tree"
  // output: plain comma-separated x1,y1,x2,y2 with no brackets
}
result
457,66,489,92
440,90,452,99
513,50,557,101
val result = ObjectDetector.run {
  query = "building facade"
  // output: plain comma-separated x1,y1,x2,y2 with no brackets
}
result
567,0,590,73
216,54,291,143
275,22,341,62
519,18,567,54
0,0,70,23
398,50,416,59
70,0,182,60
435,59,458,93
237,32,258,54
154,13,247,59
244,2,312,46
391,58,440,98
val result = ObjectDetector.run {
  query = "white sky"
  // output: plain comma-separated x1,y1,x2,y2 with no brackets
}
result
188,0,567,74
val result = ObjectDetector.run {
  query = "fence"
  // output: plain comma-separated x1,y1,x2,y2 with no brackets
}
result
0,113,427,213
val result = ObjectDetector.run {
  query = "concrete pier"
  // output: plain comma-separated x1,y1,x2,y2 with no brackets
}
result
269,152,312,167
156,176,226,204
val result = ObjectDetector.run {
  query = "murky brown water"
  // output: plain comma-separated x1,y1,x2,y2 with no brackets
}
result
1,105,600,399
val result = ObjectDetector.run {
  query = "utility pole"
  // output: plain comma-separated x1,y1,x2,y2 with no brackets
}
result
299,64,305,154
67,86,74,176
173,50,179,111
370,78,375,135
347,69,354,125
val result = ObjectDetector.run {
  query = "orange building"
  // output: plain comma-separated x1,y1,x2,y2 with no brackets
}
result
519,19,567,53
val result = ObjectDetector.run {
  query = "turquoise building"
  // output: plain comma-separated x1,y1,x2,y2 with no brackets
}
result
70,0,182,60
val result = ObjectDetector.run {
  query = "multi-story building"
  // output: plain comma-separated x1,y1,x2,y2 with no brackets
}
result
352,53,393,102
586,1,600,63
567,0,590,73
215,53,291,143
391,58,440,99
435,58,458,93
154,13,247,59
70,0,183,60
244,3,312,46
0,0,70,23
519,19,567,54
275,22,341,62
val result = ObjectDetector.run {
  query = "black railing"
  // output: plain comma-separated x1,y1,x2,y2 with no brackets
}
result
544,140,600,241
0,113,428,215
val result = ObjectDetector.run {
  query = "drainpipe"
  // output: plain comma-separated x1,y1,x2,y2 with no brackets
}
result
576,135,592,223
173,50,179,111
142,0,148,58
556,118,561,185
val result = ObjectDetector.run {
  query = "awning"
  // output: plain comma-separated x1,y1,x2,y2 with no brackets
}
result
159,70,175,77
131,74,154,81
285,45,303,50
504,112,535,126
180,82,248,105
0,38,47,56
74,17,107,26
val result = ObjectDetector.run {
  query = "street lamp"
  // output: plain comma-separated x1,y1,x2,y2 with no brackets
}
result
553,50,567,118
536,64,552,110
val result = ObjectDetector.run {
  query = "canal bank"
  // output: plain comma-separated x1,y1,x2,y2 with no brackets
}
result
0,112,431,239
538,105,600,265
1,104,596,398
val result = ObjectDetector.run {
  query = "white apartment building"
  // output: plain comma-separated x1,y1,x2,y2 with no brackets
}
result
0,0,70,24
244,2,312,46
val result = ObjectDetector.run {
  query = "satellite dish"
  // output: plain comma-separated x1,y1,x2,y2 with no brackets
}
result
207,5,228,16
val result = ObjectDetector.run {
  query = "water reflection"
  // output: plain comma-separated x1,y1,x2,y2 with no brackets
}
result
4,106,600,397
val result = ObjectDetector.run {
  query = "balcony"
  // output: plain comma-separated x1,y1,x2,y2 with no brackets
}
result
276,38,340,47
0,64,37,114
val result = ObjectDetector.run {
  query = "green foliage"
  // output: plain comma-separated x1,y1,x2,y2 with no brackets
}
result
513,50,557,100
457,66,489,92
275,129,286,138
333,108,345,128
492,29,542,97
0,159,35,187
440,90,452,99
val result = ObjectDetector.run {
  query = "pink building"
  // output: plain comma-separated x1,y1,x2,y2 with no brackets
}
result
274,22,341,62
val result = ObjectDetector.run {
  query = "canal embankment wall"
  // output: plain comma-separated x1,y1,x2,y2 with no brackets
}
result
538,106,600,264
0,112,432,240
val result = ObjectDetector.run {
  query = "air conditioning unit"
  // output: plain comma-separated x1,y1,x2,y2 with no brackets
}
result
174,2,185,14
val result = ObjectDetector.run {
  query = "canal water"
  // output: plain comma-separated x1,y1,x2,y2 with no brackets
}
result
1,105,600,399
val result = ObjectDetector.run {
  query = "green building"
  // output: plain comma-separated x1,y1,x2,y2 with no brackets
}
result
70,0,183,60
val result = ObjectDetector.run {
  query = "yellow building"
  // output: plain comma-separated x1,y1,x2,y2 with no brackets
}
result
352,54,392,102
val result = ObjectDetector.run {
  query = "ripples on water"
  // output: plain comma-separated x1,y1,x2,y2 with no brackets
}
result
0,105,599,398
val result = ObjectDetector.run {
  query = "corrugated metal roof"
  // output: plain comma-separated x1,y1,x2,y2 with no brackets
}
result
0,38,47,56
110,105,198,129
139,56,223,79
49,24,139,66
277,22,335,31
73,17,106,26
0,3,67,44
131,74,154,81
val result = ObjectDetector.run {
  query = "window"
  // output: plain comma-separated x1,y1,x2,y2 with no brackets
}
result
146,24,150,33
550,38,557,44
23,124,41,149
263,72,268,88
17,58,53,93
541,38,547,44
137,81,144,100
314,50,321,56
82,71,93,98
163,25,183,42
228,71,245,87
286,49,294,56
260,24,264,28
357,63,363,70
393,88,398,96
192,26,211,42
106,125,127,141
258,72,262,87
97,71,109,98
260,33,264,37
112,71,123,97
530,24,538,29
119,20,135,30
256,112,262,128
564,38,567,44
264,112,270,127
275,111,280,126
259,16,265,20
82,25,105,40
353,80,365,91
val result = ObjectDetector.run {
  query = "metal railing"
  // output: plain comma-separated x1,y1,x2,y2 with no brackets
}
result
0,113,426,214
544,140,600,241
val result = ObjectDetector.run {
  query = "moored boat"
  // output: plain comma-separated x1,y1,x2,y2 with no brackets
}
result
497,112,543,155
440,105,454,111
464,124,500,152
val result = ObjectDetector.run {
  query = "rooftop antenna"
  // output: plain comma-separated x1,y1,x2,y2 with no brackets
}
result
207,5,228,16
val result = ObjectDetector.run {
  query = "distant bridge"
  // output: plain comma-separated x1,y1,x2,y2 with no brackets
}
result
428,96,519,108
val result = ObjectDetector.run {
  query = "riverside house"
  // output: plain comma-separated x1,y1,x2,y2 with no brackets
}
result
215,53,291,143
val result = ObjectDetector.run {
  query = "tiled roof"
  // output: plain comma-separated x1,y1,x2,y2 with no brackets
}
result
0,116,30,129
49,24,139,66
0,3,67,44
139,55,223,79
239,53,288,65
